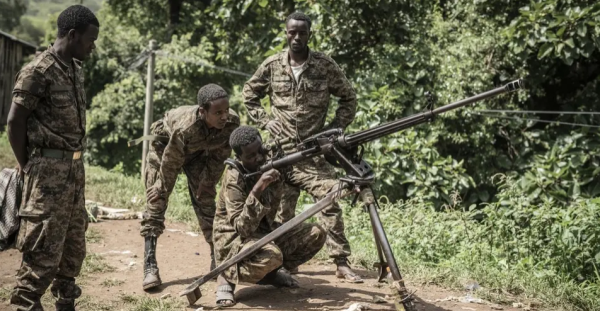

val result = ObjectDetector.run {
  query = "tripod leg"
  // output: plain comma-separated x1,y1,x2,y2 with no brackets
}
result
360,188,416,311
369,209,389,283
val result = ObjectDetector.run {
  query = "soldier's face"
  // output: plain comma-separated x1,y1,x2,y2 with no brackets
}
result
70,24,99,60
202,98,230,129
239,137,265,171
286,19,310,53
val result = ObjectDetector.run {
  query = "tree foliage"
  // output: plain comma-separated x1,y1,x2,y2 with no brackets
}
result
0,0,26,31
79,0,600,210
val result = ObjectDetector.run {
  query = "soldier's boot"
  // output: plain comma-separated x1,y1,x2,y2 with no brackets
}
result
55,301,75,311
51,276,82,311
143,236,162,290
10,290,44,311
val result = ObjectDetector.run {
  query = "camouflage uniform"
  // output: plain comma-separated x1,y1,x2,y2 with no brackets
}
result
242,48,357,259
213,168,326,284
10,46,88,310
140,105,240,244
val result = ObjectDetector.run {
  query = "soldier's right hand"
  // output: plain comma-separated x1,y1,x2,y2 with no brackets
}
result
254,169,281,193
266,120,284,136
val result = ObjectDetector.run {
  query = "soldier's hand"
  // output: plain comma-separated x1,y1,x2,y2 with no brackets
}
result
257,169,280,189
266,120,284,136
252,169,281,197
196,183,217,200
146,186,164,204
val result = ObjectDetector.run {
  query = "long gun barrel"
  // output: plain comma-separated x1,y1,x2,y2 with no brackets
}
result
246,79,524,179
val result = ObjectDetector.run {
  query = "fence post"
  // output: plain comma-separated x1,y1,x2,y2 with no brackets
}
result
141,40,157,181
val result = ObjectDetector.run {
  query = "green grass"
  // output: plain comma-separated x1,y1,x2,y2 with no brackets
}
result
0,286,11,303
81,253,115,276
85,227,103,244
85,165,199,231
101,278,125,288
338,198,600,311
119,294,184,311
0,131,17,170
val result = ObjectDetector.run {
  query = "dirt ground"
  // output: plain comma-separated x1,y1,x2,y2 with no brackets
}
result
1,219,524,311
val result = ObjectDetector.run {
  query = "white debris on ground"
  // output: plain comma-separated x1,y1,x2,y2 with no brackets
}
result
165,228,199,237
85,200,142,220
342,303,370,311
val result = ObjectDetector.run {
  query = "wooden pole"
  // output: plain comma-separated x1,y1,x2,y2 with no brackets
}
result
142,40,157,180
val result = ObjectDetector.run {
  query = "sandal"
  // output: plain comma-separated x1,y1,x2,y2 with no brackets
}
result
335,258,364,283
215,284,236,307
335,269,364,283
257,269,299,288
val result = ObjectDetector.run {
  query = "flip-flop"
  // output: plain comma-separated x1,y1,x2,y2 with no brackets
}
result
215,284,236,307
336,270,364,283
257,270,299,288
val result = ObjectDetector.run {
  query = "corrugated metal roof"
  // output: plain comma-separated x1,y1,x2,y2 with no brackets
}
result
0,29,38,50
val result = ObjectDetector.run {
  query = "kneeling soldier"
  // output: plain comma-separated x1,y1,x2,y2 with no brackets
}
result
212,125,327,307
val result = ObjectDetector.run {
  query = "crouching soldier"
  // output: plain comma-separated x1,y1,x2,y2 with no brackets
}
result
212,126,327,307
138,84,240,290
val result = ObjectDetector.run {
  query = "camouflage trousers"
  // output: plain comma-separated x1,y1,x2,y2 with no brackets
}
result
10,157,87,310
277,156,351,259
140,147,218,244
225,223,326,284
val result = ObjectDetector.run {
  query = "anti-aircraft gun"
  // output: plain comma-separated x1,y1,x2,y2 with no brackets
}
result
180,79,525,311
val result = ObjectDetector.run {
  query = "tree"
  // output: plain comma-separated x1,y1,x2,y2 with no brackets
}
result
0,0,26,31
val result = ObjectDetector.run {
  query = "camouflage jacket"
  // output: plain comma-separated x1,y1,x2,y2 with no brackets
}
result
242,48,357,142
212,167,283,282
150,105,240,196
12,46,87,151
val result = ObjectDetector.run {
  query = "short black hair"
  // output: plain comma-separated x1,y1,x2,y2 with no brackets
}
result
57,5,100,38
197,83,228,111
285,12,311,30
230,126,261,156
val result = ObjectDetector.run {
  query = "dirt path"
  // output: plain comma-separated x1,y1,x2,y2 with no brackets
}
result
1,219,522,311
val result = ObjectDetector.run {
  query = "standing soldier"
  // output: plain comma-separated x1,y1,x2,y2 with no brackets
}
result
242,12,363,283
137,84,240,290
6,5,99,311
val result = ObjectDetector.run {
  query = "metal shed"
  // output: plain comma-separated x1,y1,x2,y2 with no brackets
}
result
0,30,38,129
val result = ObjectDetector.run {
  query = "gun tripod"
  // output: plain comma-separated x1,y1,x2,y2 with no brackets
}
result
337,169,416,311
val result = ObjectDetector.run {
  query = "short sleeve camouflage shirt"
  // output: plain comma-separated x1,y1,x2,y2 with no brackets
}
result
12,46,87,151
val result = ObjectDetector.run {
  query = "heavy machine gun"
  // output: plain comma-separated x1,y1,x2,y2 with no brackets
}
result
180,79,524,311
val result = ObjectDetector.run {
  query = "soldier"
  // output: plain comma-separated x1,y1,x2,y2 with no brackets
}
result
212,125,327,307
140,84,240,290
6,5,99,311
242,12,363,283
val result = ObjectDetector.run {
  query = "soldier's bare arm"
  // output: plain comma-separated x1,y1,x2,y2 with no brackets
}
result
7,103,32,172
327,62,357,130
